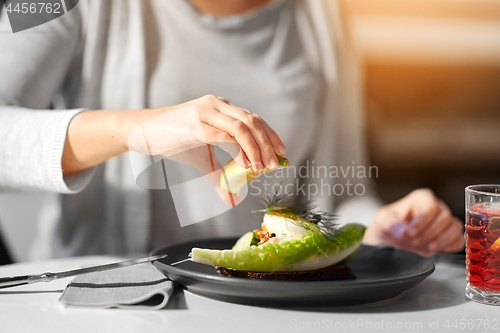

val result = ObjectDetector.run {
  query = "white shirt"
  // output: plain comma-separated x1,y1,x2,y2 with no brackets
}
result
0,0,381,260
147,0,321,250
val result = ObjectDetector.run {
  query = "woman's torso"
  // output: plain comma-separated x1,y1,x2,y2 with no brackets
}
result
56,0,323,256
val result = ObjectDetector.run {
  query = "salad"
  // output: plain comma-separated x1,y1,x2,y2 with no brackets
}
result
191,194,366,273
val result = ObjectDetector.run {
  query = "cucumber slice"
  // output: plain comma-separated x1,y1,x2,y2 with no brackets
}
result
232,232,255,250
191,223,366,272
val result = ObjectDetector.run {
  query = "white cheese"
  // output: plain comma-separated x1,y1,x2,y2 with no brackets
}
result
262,213,310,240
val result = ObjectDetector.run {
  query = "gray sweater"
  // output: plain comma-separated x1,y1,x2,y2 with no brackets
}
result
0,0,380,260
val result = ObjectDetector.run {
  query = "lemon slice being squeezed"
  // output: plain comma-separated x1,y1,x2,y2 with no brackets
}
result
220,156,289,195
492,236,500,251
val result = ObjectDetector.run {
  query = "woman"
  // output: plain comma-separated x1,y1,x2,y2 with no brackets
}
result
0,0,463,259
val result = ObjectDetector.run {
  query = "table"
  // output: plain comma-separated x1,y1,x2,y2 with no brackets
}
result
0,256,498,333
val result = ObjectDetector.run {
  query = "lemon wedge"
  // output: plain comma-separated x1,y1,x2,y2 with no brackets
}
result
220,156,289,195
492,236,500,251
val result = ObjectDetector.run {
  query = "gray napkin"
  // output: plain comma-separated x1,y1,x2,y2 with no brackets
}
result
59,263,174,309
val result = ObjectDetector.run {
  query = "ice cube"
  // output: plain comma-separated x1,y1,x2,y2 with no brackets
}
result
487,215,500,233
486,220,500,246
468,213,486,228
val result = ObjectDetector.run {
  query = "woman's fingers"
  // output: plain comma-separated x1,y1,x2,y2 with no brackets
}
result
257,116,286,156
429,218,464,253
212,97,282,171
200,122,238,145
193,94,286,174
215,97,285,157
402,190,441,238
198,108,262,172
368,189,466,255
412,204,452,247
444,228,465,252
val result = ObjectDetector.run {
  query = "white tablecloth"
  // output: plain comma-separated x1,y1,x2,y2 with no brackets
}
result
0,256,498,333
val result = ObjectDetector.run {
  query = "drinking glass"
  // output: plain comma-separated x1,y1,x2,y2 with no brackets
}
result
465,185,500,305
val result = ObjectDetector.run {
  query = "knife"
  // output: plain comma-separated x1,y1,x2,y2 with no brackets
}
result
0,254,169,289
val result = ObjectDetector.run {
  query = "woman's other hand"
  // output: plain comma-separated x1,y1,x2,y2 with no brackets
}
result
364,189,464,256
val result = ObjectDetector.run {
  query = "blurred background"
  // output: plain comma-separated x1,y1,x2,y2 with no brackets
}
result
1,0,500,263
339,0,500,220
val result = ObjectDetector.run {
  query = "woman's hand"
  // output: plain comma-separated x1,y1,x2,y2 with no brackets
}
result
126,95,286,173
363,189,464,255
63,94,286,178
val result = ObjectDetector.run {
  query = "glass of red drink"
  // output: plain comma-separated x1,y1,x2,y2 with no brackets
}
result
465,185,500,306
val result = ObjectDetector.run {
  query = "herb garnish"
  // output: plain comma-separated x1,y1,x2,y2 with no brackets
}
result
252,192,338,255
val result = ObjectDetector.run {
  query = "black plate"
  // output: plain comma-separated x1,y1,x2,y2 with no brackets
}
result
152,238,435,306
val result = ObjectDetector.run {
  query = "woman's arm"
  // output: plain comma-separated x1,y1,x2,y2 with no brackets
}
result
1,7,286,191
62,95,287,176
62,110,129,175
0,7,90,193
